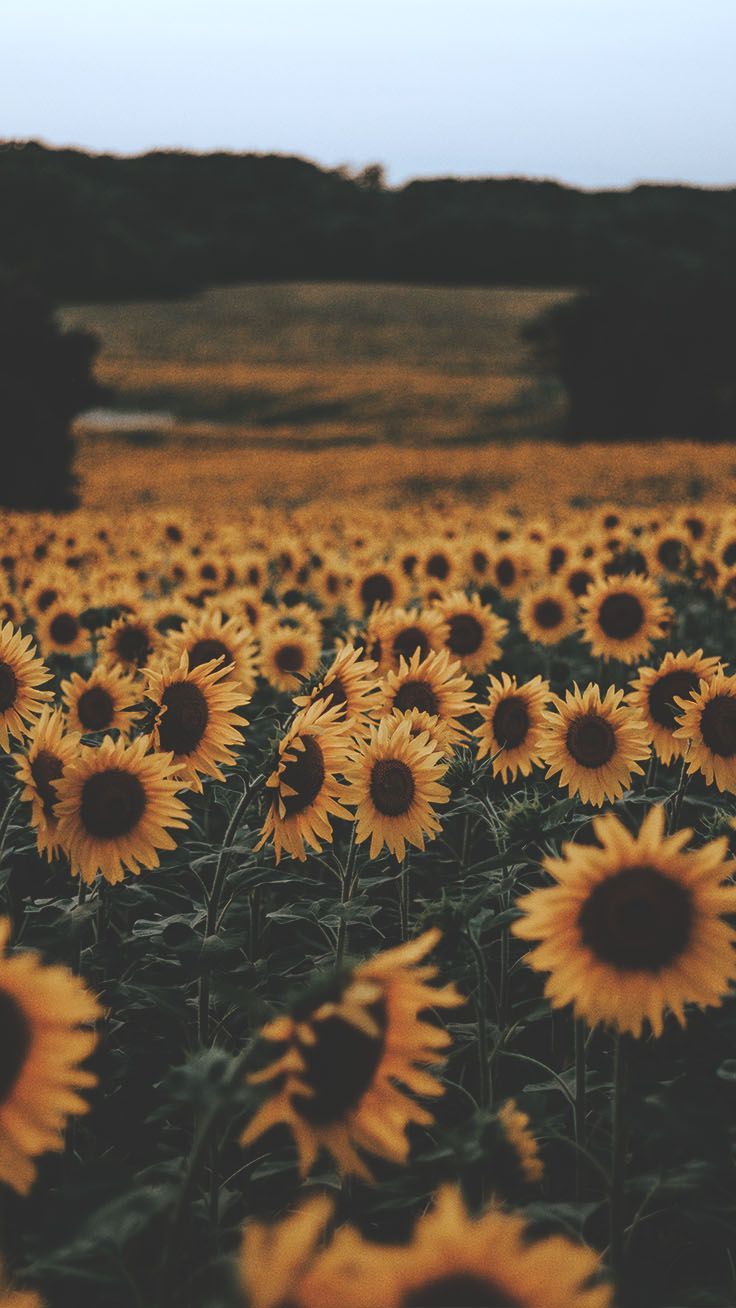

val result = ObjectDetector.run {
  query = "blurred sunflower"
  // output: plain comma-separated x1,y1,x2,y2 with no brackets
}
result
497,1098,544,1184
0,623,52,753
14,708,80,860
61,664,143,737
489,543,538,599
293,644,380,730
242,929,462,1178
518,585,578,647
239,1194,335,1308
560,556,599,602
579,574,670,664
35,599,91,658
673,669,736,792
628,649,721,765
513,806,736,1036
99,613,162,675
165,608,259,694
0,918,100,1196
344,716,450,860
380,648,473,747
146,654,249,793
260,626,322,694
350,560,408,617
540,682,650,806
436,591,508,673
55,734,190,884
419,541,460,590
644,527,692,578
474,673,550,783
257,700,352,862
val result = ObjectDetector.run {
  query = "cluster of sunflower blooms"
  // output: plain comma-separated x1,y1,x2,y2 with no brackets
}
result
3,500,736,1306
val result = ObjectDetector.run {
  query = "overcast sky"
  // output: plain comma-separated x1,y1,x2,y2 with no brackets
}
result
2,0,735,187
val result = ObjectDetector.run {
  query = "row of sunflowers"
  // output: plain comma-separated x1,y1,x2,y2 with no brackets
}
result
1,501,736,1307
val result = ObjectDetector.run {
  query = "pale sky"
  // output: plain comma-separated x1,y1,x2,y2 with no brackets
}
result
2,0,735,187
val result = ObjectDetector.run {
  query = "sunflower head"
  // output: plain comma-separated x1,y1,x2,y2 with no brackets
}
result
580,574,671,664
540,682,651,806
345,716,450,861
257,699,352,862
0,622,52,753
674,669,736,791
14,708,80,861
474,673,550,783
628,649,721,765
380,648,473,747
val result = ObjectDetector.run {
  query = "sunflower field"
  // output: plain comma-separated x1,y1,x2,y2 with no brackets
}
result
2,500,736,1308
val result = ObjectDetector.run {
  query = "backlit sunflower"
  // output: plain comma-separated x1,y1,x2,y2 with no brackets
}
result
165,608,259,694
0,918,101,1196
0,622,52,753
673,669,736,792
474,673,550,783
513,806,736,1037
293,644,380,730
257,699,352,862
579,573,671,664
380,648,474,747
54,734,190,884
435,590,508,673
344,716,450,860
540,682,651,806
260,626,322,694
14,708,80,861
146,654,249,793
628,649,721,765
61,664,143,737
98,613,162,675
241,929,462,1178
518,584,579,647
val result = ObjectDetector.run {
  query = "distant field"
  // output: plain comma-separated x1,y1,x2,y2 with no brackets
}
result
61,282,571,446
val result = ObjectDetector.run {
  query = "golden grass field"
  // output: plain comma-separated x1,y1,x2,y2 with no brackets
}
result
61,282,736,512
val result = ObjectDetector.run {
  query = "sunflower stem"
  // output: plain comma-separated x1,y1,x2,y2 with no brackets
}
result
574,1017,587,1201
335,825,357,967
467,930,490,1109
399,855,410,940
0,789,20,927
668,757,690,833
644,748,657,790
610,1030,629,1291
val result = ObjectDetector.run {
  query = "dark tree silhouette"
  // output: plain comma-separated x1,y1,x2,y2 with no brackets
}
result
1,272,106,509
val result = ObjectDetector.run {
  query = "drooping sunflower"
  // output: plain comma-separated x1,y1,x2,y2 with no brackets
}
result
0,622,52,753
14,708,80,861
518,584,579,647
0,918,101,1196
628,649,721,765
54,734,190,885
293,644,380,730
61,664,143,737
344,716,450,861
98,613,162,675
260,626,322,694
257,699,352,862
164,608,259,694
540,682,651,806
474,673,550,783
673,670,736,792
146,654,249,793
379,648,474,748
435,590,508,673
513,806,736,1037
241,929,463,1179
579,573,671,664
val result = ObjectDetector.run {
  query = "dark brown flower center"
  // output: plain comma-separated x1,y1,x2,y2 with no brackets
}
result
187,637,231,669
426,552,450,581
37,586,58,611
533,598,564,630
597,592,645,641
393,680,440,716
165,524,183,542
472,549,489,574
700,695,736,757
657,538,685,571
579,865,693,971
158,682,209,755
80,768,147,838
280,735,325,815
401,553,417,577
77,686,115,732
313,677,348,711
30,749,63,817
0,990,32,1103
684,516,705,541
495,558,515,588
359,572,395,609
393,626,430,663
0,661,18,713
549,545,567,574
447,613,483,655
275,642,305,674
49,612,79,647
114,624,152,667
566,714,616,768
293,998,386,1125
567,568,594,598
721,542,736,567
370,758,416,816
402,1274,521,1307
493,696,530,749
648,670,699,730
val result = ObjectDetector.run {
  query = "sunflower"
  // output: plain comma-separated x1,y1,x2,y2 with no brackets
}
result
54,734,190,885
383,707,453,756
644,527,692,578
293,644,380,730
257,699,352,862
382,606,449,669
435,591,508,673
540,683,651,806
35,600,91,658
0,918,101,1196
513,806,736,1037
61,664,143,737
14,708,80,861
344,716,450,860
146,654,249,793
560,556,599,602
0,622,52,753
239,1194,335,1308
628,649,721,765
497,1099,544,1184
518,584,579,647
98,613,162,675
260,626,322,694
488,543,539,599
579,573,671,664
241,929,462,1178
379,648,474,748
474,673,550,783
164,608,259,694
673,670,736,792
350,560,408,617
419,541,460,590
